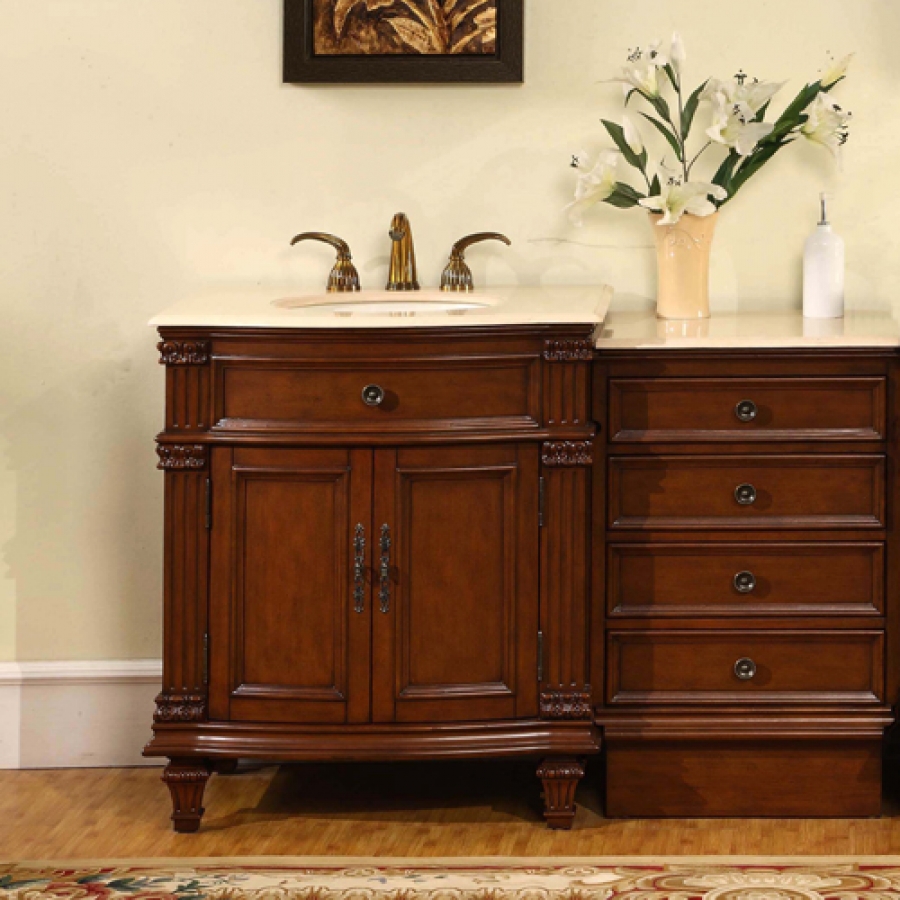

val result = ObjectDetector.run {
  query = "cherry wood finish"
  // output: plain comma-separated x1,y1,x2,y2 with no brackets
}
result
147,324,598,831
607,630,884,706
609,454,886,530
609,376,886,443
161,759,212,834
208,447,373,725
593,348,899,818
608,542,884,618
216,357,541,433
372,444,539,724
605,741,883,818
536,757,586,829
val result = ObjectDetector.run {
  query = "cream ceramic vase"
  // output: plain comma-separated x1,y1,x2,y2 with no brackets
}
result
650,212,718,320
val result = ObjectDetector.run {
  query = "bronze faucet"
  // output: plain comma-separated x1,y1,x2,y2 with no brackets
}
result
386,213,420,291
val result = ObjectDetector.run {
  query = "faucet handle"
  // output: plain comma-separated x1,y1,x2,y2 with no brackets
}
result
290,232,361,293
441,233,512,292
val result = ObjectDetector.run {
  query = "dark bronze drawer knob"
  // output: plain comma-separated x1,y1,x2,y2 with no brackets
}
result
734,571,757,594
362,384,386,407
734,658,757,681
735,400,758,423
734,483,758,506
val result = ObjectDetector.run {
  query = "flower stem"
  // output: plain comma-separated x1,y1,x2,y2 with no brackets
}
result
675,74,689,180
687,140,712,176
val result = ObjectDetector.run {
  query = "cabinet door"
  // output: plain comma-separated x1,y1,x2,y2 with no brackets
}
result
208,447,372,724
371,444,539,723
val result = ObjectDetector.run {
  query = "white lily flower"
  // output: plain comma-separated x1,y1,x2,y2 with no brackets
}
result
612,63,661,99
821,53,854,89
639,165,727,225
702,74,785,115
801,92,852,159
670,32,687,74
566,150,621,226
707,99,775,156
610,39,668,98
622,110,644,155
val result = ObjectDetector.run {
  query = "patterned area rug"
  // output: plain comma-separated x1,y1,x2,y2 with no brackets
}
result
4,859,900,900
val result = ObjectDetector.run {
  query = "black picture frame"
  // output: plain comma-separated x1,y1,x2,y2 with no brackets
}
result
284,0,524,84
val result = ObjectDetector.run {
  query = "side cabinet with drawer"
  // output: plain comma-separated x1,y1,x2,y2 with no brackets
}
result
592,349,900,817
146,325,600,832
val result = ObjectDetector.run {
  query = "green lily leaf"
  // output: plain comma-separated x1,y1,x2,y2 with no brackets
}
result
712,151,741,204
602,119,648,173
604,182,645,208
640,113,683,159
663,63,680,92
681,79,709,140
649,94,674,124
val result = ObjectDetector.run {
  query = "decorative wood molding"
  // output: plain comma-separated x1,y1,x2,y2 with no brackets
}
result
158,340,211,366
537,757,586,830
543,339,593,362
156,444,208,471
540,687,593,720
154,691,207,723
542,441,594,468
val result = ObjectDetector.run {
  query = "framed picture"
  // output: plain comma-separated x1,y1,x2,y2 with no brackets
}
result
284,0,524,84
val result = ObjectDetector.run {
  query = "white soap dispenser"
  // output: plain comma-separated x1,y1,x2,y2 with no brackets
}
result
803,193,845,319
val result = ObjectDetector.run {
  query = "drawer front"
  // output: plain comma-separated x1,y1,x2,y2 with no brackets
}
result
609,377,887,443
608,543,884,617
607,630,884,705
609,455,885,530
215,358,540,431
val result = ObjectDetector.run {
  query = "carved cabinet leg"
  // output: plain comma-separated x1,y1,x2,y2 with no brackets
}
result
162,758,212,833
537,757,585,830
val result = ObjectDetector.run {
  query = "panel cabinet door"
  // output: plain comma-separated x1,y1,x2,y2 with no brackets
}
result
371,444,540,723
208,447,372,724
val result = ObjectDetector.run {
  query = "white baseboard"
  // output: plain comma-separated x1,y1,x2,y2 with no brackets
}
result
0,660,163,769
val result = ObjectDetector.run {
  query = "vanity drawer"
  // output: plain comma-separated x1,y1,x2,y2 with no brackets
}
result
608,543,884,617
607,630,884,705
214,357,540,432
609,455,885,530
609,377,886,442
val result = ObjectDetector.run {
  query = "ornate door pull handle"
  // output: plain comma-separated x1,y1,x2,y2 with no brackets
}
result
353,524,366,614
379,524,392,614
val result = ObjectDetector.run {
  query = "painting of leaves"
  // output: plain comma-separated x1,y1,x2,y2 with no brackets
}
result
313,0,498,56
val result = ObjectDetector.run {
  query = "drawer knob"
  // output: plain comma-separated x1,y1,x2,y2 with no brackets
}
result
734,571,757,594
734,658,757,681
361,384,386,407
735,400,758,423
734,483,758,506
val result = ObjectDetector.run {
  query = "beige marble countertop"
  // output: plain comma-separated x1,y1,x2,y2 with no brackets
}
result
596,298,900,350
150,284,613,330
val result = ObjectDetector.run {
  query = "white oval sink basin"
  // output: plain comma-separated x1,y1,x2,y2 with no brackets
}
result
273,290,492,317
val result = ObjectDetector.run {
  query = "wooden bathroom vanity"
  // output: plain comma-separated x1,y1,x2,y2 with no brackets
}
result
146,291,900,828
592,308,900,818
144,286,606,832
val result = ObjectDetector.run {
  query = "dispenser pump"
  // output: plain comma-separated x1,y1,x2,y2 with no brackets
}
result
803,192,845,319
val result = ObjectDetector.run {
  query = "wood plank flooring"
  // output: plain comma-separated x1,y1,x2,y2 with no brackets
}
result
3,760,900,859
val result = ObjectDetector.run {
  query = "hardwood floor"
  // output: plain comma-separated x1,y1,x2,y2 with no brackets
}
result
3,760,900,858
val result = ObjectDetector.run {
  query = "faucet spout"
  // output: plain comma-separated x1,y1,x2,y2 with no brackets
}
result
386,213,420,291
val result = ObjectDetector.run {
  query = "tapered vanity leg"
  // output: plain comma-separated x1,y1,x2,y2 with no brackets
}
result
162,758,212,833
537,757,585,830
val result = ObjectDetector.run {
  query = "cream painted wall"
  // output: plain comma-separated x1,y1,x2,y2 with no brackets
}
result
0,0,896,661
